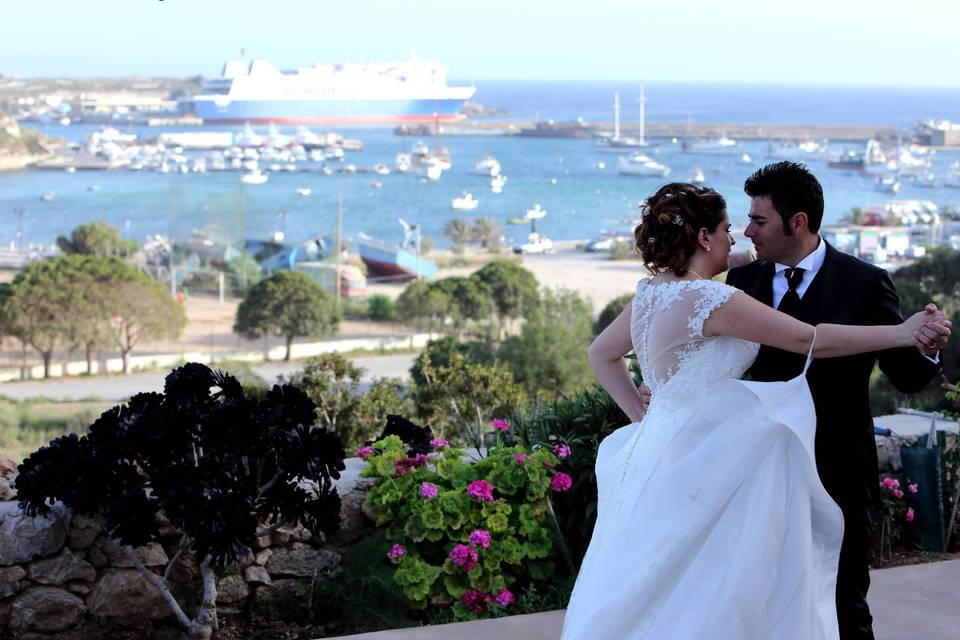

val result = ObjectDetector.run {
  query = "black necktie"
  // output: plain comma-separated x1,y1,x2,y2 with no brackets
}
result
777,267,806,316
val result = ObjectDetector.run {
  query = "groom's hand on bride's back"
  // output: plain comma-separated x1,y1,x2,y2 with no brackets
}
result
911,303,951,357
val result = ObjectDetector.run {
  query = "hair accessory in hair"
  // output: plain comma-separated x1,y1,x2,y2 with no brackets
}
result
672,214,683,226
647,236,656,245
664,193,674,199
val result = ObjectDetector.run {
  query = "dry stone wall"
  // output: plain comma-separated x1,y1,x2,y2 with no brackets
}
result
0,455,374,638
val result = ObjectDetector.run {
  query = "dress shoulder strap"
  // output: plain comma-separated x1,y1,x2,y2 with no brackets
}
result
802,326,817,375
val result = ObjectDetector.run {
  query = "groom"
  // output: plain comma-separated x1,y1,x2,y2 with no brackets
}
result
726,161,949,639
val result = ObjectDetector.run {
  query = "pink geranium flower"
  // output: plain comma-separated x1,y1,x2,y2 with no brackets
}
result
907,483,918,494
892,478,901,489
462,589,492,613
468,529,492,549
880,477,896,489
395,453,429,476
420,482,438,499
906,507,915,522
387,544,405,561
355,445,374,459
492,418,510,432
467,479,495,502
430,438,450,450
551,471,573,492
514,452,527,465
449,544,478,571
553,444,571,459
494,587,515,607
893,489,904,499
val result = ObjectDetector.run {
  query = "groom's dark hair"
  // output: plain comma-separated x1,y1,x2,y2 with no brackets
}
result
744,161,824,234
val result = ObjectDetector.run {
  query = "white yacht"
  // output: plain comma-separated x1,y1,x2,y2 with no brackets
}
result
618,153,671,177
475,155,501,177
451,192,479,210
240,169,268,185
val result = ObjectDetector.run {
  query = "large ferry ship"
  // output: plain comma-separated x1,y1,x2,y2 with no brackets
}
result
192,53,476,125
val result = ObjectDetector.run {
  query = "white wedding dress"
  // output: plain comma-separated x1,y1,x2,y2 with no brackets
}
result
561,279,844,640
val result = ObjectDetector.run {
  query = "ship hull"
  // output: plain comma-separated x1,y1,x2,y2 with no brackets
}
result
194,97,469,125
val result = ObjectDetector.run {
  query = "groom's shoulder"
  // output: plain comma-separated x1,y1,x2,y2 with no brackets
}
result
726,260,765,286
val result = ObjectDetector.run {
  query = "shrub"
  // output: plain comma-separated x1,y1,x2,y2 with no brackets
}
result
16,363,346,639
595,293,634,335
510,384,630,566
360,421,572,620
874,475,919,561
367,294,398,321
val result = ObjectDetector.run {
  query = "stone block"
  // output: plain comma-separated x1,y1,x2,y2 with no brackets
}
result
88,569,170,622
0,501,67,565
244,565,271,585
216,574,249,605
264,542,340,577
27,549,96,585
10,586,86,633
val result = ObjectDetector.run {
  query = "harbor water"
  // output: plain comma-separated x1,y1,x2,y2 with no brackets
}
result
3,82,960,250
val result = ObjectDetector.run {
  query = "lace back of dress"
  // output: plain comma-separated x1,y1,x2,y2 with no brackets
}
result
631,279,737,393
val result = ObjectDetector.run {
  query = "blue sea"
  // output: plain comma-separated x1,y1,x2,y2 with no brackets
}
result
3,81,960,251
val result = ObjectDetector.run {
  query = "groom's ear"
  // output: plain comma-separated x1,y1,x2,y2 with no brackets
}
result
790,211,810,234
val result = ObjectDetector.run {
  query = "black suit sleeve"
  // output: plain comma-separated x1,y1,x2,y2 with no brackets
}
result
872,269,941,393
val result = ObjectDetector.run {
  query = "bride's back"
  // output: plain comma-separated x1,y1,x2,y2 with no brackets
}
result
631,278,759,396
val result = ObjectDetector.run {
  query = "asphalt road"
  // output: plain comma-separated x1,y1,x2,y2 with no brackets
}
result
0,353,419,402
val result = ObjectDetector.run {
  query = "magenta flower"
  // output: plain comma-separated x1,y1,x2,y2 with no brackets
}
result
430,438,450,450
461,589,492,613
881,477,896,489
514,452,527,465
449,543,478,571
908,483,919,494
551,472,573,492
553,444,571,459
906,507,915,522
467,479,495,502
355,445,374,459
893,489,904,499
420,482,439,499
395,453,430,476
492,418,510,432
494,587,515,607
468,529,492,549
892,478,901,489
387,544,405,561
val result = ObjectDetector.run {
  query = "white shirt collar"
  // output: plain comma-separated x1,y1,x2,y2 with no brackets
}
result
774,236,826,276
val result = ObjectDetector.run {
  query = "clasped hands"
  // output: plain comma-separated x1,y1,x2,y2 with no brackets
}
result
914,303,951,358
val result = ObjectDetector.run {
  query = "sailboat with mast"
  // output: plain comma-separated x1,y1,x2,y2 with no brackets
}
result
597,85,658,152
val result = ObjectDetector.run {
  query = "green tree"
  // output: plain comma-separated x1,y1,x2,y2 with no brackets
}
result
471,216,501,252
234,270,340,361
366,294,398,321
411,351,526,440
108,267,187,373
444,217,471,254
595,293,634,335
284,353,414,450
396,280,450,333
470,260,540,337
499,288,595,397
429,277,494,334
56,221,139,257
869,247,960,414
409,336,496,388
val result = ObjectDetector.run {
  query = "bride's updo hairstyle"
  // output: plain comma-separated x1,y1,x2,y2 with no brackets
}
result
634,182,727,276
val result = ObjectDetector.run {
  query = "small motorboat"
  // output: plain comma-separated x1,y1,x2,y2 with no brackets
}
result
240,170,268,185
491,174,507,193
451,192,479,210
296,187,312,196
373,163,391,176
40,192,55,202
688,168,706,185
475,155,501,177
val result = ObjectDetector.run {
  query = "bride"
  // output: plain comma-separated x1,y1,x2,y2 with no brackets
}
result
560,183,948,639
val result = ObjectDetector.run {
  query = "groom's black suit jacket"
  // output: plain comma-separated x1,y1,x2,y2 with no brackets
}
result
726,242,941,501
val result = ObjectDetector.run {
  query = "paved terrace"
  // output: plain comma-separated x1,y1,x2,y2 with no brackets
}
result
330,560,960,640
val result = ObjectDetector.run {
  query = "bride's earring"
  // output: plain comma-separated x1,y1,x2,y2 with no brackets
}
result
704,245,711,252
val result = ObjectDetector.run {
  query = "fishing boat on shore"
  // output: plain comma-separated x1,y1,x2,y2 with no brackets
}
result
357,219,437,280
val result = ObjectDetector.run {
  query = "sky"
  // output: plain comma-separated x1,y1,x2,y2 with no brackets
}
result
2,0,959,86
